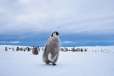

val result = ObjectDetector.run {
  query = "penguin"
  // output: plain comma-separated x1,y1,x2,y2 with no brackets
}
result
43,31,60,66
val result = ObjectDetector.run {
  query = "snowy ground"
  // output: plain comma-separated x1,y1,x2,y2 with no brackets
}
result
0,45,114,76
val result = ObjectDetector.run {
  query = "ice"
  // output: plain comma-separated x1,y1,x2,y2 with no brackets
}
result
0,45,114,76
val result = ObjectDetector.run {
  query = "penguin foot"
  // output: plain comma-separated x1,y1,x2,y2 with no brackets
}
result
52,63,56,66
45,60,51,64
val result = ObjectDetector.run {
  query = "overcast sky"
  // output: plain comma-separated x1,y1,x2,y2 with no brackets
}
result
0,0,114,35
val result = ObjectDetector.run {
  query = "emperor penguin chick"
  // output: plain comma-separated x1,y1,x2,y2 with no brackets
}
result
43,32,60,65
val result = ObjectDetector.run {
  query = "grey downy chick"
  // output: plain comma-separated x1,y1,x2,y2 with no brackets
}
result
43,32,60,65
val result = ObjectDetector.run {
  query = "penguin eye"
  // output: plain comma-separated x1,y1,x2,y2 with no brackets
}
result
55,32,59,36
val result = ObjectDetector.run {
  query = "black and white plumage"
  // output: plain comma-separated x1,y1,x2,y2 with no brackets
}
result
43,32,60,65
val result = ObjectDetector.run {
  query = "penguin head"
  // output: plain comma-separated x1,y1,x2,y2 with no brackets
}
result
51,31,59,38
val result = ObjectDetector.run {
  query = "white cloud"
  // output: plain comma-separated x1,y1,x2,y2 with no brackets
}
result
0,0,114,34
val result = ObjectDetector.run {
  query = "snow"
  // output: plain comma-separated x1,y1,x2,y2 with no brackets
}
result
0,45,114,76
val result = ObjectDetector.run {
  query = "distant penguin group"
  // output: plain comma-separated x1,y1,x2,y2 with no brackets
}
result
43,31,60,66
